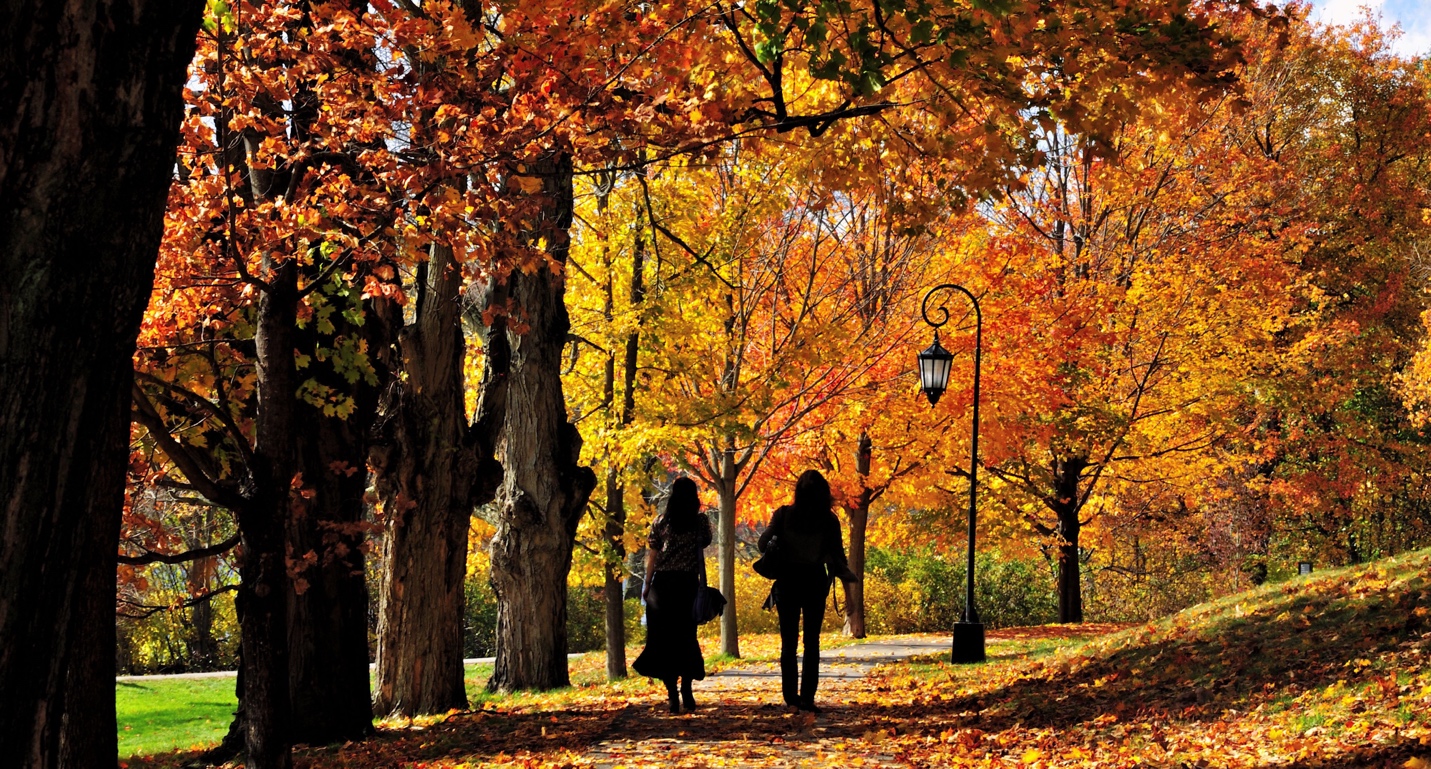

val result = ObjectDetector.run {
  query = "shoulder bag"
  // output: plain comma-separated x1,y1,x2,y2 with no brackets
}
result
692,557,727,625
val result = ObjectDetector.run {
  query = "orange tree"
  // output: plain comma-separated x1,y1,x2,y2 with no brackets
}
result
1241,14,1431,571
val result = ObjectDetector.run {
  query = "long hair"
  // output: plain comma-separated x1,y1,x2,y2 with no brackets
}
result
662,477,702,533
791,469,832,526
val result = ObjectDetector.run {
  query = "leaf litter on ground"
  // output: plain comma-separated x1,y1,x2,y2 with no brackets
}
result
124,548,1431,768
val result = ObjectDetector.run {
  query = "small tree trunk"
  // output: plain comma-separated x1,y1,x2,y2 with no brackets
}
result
1052,456,1086,624
602,468,628,680
0,4,200,766
842,433,873,638
716,443,739,658
1056,523,1083,623
488,152,596,692
601,204,645,681
842,495,870,638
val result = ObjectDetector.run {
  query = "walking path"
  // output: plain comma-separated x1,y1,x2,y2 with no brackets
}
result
585,634,947,768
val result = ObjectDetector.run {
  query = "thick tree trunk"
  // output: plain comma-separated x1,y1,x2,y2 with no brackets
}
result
0,3,200,766
488,153,597,691
281,263,391,741
240,264,300,769
716,445,740,658
287,412,375,743
372,245,505,717
57,403,125,769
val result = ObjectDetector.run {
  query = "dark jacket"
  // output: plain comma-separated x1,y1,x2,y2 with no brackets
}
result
758,505,855,582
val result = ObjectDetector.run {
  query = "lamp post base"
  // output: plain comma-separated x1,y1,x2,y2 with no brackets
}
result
951,622,985,664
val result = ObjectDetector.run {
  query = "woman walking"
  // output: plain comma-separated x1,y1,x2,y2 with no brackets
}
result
633,477,712,713
758,469,857,713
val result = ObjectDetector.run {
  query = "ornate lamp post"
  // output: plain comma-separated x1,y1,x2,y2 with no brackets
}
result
917,283,986,664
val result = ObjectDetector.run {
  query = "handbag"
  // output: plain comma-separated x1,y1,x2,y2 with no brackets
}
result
692,558,726,624
752,513,787,579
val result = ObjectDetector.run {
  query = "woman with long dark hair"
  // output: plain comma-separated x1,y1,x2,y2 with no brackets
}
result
757,469,857,712
633,477,712,713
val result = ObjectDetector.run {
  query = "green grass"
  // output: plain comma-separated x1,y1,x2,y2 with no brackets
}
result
116,676,237,758
118,663,502,758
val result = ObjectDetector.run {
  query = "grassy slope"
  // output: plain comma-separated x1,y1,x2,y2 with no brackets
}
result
860,546,1431,766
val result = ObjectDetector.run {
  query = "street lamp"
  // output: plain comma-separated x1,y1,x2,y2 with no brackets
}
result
917,283,986,664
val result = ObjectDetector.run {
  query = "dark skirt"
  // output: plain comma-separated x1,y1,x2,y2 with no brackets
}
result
633,570,706,681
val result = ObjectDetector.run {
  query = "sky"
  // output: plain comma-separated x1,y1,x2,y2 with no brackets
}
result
1308,0,1431,56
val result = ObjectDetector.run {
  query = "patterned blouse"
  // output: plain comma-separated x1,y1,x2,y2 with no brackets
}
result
649,513,713,574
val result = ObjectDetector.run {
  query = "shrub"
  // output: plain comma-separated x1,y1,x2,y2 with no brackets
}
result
861,547,1058,632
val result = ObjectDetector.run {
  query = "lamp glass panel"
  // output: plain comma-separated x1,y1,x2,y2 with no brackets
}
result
935,355,952,391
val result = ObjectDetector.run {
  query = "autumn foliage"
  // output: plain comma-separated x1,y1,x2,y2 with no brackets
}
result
103,0,1431,765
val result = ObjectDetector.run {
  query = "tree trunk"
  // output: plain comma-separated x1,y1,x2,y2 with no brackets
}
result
842,495,870,638
602,468,628,680
488,152,597,691
281,260,392,741
240,263,300,769
372,244,505,717
716,444,739,658
287,412,375,743
600,202,647,681
1052,457,1086,624
0,3,200,766
58,409,125,769
842,433,873,638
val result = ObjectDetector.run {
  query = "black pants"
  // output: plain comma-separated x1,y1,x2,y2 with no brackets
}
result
775,567,829,706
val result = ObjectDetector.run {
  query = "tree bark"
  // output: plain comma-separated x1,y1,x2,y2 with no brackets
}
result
0,2,200,766
716,443,740,658
488,152,597,691
372,244,506,717
842,433,873,638
602,468,628,680
842,497,870,638
57,402,125,769
240,263,300,769
1052,456,1086,624
287,408,376,742
601,212,645,681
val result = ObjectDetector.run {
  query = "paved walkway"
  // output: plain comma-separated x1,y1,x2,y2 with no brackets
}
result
710,635,948,682
585,634,946,768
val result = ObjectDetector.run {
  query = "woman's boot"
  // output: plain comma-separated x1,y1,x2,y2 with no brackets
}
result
680,677,697,711
664,677,681,714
